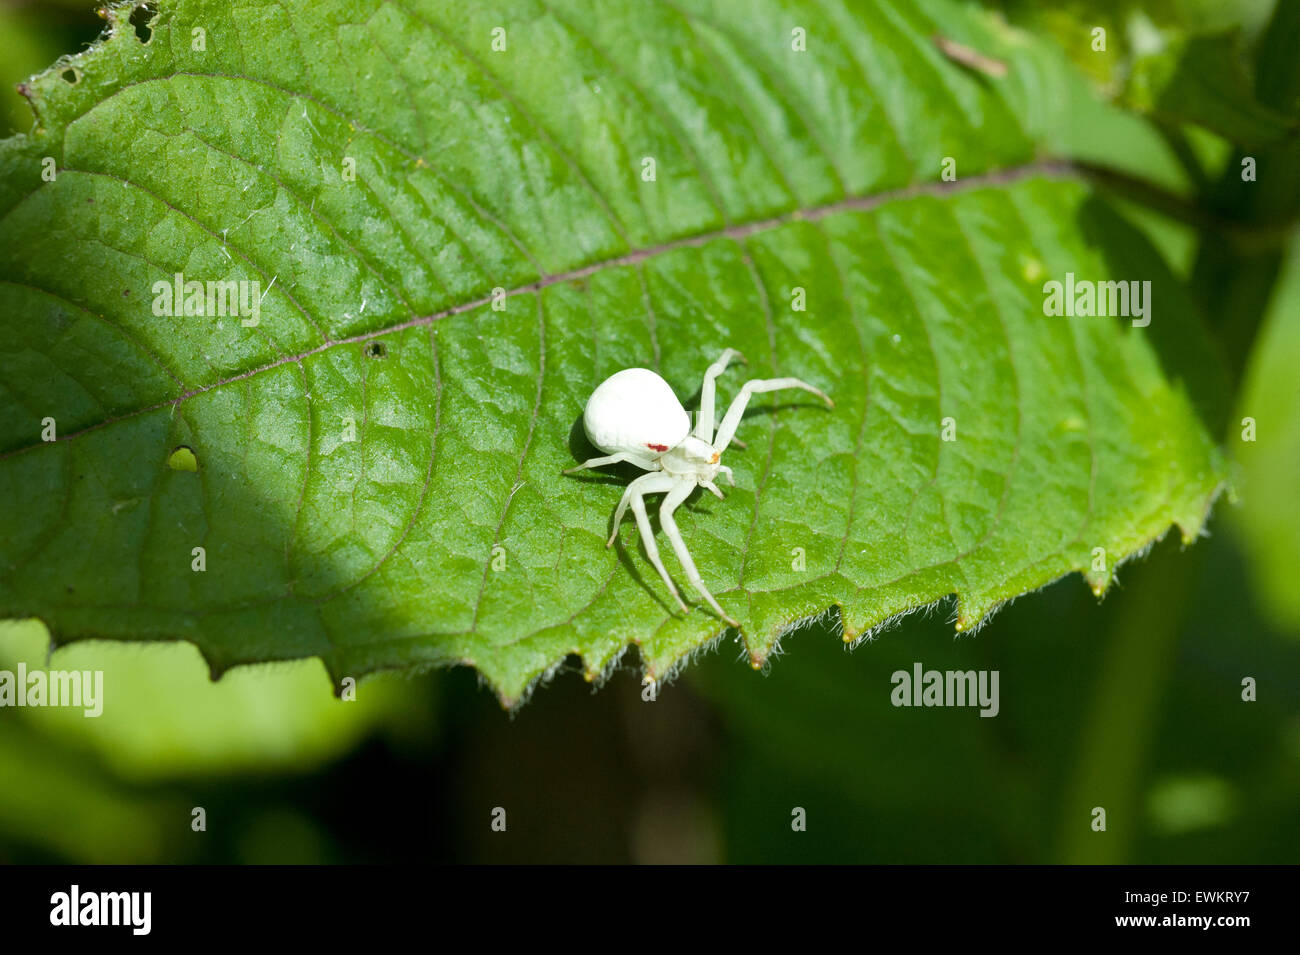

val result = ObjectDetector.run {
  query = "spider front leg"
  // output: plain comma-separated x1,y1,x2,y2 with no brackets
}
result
694,348,746,443
659,482,740,627
611,472,689,613
711,412,746,450
713,377,834,453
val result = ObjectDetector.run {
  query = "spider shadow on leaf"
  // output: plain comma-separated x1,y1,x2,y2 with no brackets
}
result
565,413,630,487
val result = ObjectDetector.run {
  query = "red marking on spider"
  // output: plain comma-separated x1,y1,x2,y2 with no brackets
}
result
647,443,669,452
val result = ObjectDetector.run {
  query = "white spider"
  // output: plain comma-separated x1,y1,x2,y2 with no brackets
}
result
564,348,833,627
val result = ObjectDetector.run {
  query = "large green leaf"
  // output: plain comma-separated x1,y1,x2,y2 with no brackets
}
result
0,0,1228,704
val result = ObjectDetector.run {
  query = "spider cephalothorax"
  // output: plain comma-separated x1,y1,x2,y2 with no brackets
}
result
564,349,833,626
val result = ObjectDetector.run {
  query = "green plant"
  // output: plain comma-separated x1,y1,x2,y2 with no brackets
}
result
1,0,1293,708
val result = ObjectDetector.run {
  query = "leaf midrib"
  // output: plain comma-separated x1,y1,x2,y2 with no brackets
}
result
0,158,1078,463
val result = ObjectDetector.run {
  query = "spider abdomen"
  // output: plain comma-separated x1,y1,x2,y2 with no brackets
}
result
582,367,690,457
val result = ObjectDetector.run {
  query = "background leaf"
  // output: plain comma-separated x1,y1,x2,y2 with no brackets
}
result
1127,29,1299,148
0,0,1228,704
1234,233,1300,632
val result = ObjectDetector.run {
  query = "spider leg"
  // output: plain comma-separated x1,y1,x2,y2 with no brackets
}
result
702,480,724,500
615,472,689,613
609,470,672,545
660,482,740,627
713,377,833,454
563,451,656,474
717,465,735,486
711,411,746,449
607,478,644,547
693,348,746,442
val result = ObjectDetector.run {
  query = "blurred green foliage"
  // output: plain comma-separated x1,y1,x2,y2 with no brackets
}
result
1234,235,1300,631
0,1,104,136
694,530,1299,863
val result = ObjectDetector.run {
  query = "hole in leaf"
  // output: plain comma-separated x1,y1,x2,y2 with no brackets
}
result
61,68,79,85
167,446,198,472
365,341,387,359
129,3,154,43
